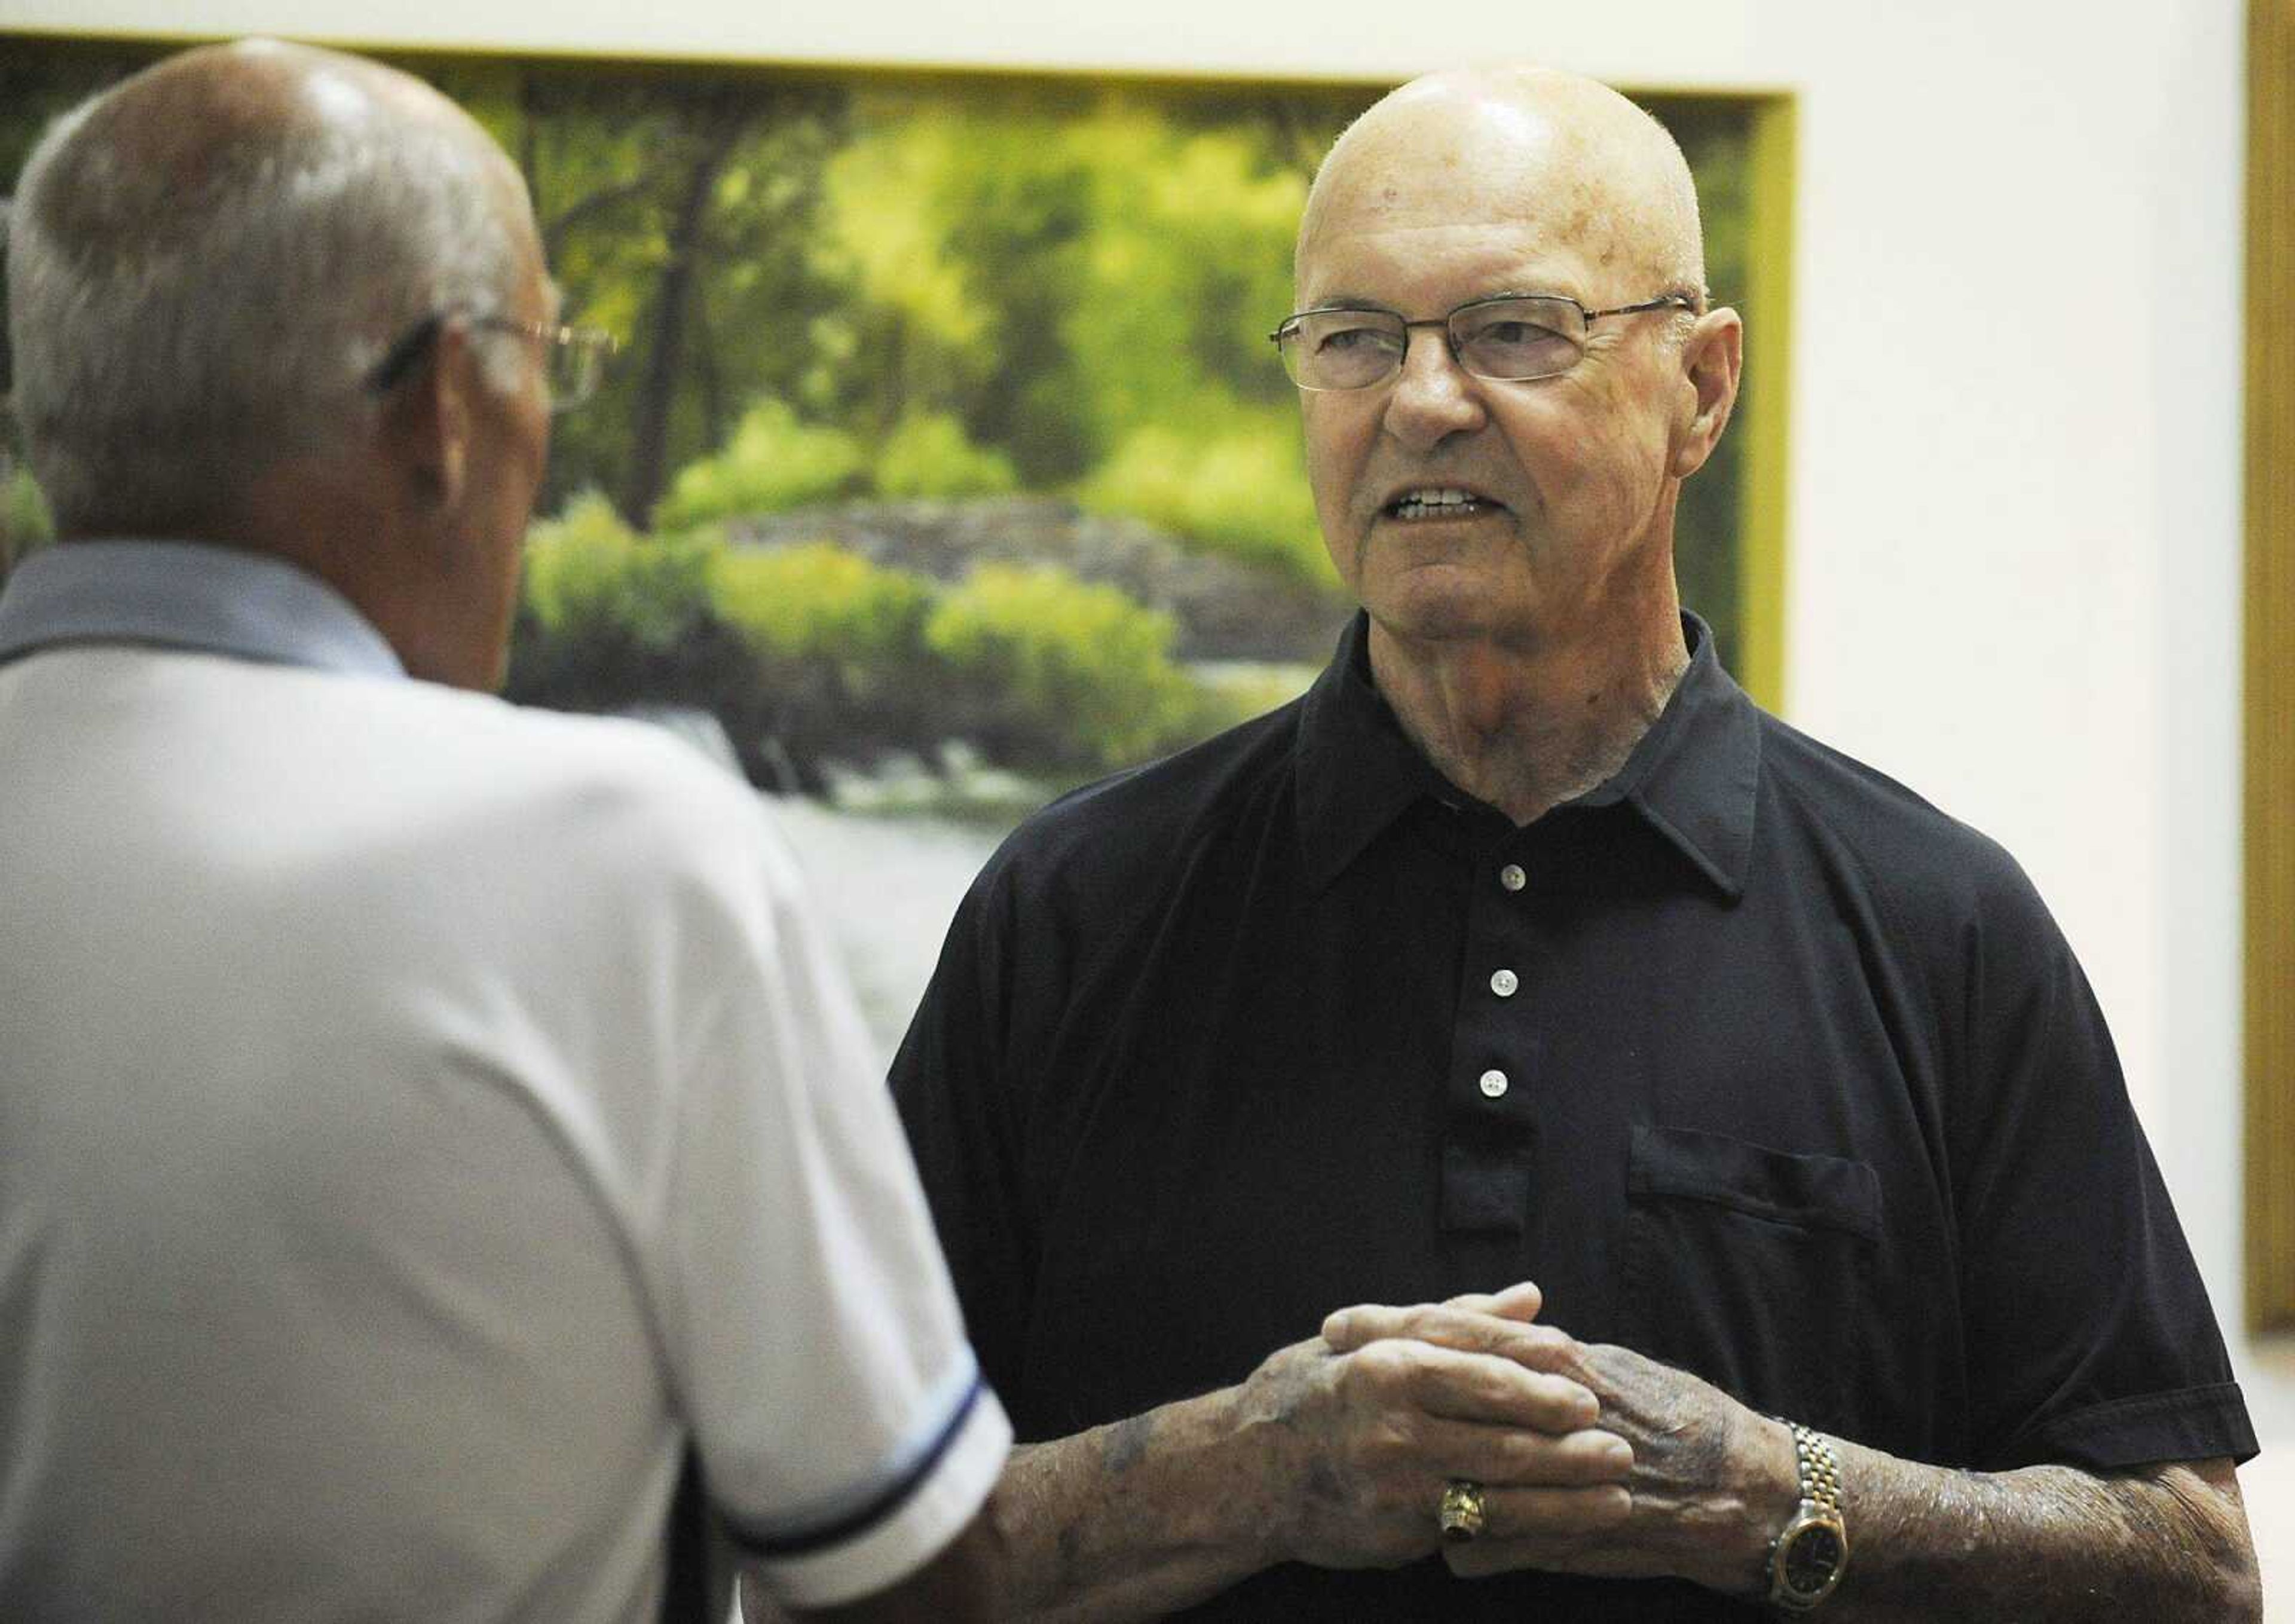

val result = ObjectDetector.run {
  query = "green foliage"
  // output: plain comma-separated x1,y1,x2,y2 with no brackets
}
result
925,564,1197,769
818,100,1324,578
873,411,1018,500
808,94,1311,494
1184,660,1317,737
519,75,849,522
1057,109,1305,439
1,466,55,573
509,516,1225,782
521,491,712,645
818,112,996,354
708,540,933,668
651,399,865,531
1079,419,1332,585
812,107,1096,481
505,497,765,770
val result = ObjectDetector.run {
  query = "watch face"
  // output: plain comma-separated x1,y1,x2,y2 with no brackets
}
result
1783,1523,1846,1595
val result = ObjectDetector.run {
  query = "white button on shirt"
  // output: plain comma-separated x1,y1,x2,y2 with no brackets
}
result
1489,969,1519,998
1478,1069,1509,1099
1500,863,1527,892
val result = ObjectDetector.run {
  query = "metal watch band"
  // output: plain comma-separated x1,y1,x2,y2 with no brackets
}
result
1765,1419,1849,1614
1790,1422,1841,1515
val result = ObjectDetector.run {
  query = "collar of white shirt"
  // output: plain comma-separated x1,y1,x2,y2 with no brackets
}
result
0,540,405,680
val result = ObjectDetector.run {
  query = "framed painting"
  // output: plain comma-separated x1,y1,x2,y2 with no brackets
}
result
2247,0,2294,1332
0,36,1794,1050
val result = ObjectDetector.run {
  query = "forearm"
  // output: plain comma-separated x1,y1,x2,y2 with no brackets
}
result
986,1387,1287,1623
1819,1446,2259,1622
742,1394,1269,1624
1317,1310,2260,1619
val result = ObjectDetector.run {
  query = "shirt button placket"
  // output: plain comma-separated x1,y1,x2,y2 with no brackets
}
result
1461,854,1532,1115
1477,860,1529,1105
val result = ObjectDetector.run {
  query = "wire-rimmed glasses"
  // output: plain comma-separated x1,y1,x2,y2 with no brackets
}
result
367,311,619,414
1270,292,1697,392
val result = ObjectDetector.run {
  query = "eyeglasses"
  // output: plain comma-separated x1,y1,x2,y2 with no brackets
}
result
366,311,619,414
1269,292,1697,392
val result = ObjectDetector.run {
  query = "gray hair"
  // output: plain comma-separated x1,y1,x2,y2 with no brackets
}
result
5,42,529,535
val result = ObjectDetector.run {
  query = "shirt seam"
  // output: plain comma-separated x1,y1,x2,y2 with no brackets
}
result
1761,760,1953,1030
1993,1379,2253,1466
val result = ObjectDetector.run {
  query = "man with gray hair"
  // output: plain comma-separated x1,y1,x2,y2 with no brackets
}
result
892,65,2260,1618
0,40,1007,1623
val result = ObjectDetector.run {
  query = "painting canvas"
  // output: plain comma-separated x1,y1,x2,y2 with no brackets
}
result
0,39,1762,1050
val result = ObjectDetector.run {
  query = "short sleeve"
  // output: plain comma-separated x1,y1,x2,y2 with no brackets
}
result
1947,860,2256,1471
645,802,1011,1609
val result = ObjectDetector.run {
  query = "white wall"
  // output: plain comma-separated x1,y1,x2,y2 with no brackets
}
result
6,0,2287,1591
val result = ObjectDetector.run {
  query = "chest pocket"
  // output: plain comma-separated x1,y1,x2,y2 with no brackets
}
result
1621,1124,1879,1434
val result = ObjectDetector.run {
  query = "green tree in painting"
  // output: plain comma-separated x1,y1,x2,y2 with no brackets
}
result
923,562,1198,769
709,539,934,678
873,411,1018,500
654,398,866,528
497,68,851,528
521,490,714,647
804,94,1327,579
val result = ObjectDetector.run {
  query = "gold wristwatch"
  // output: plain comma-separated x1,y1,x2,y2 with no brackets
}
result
1765,1421,1848,1612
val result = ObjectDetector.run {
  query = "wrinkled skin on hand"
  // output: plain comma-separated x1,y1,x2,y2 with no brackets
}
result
1319,1291,1790,1595
1235,1282,1636,1573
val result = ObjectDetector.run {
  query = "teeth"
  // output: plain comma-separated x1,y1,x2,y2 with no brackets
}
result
1391,487,1485,516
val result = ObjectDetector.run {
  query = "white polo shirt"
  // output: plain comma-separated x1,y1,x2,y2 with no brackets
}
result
0,542,1008,1623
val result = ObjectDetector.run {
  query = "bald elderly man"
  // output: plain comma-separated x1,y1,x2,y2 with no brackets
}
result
0,42,1006,1623
890,67,2260,1619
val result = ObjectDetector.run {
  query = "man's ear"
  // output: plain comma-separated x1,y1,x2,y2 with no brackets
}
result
1670,307,1744,481
377,318,476,515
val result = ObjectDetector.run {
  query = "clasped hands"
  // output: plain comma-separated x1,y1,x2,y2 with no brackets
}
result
1237,1280,1791,1595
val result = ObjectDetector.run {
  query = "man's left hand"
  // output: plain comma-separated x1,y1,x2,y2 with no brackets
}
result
1320,1296,1796,1595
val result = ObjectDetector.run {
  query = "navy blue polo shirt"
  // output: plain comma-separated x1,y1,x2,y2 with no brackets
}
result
892,612,2254,1620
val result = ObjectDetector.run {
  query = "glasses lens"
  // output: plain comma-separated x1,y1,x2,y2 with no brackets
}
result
1282,310,1407,390
547,332,599,414
1451,297,1584,381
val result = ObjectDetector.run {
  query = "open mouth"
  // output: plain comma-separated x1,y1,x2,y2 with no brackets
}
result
1384,487,1501,521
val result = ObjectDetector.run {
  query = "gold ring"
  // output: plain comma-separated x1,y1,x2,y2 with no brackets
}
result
1437,1478,1486,1543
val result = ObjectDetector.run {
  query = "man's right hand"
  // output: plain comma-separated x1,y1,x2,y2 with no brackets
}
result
1235,1281,1634,1571
966,1280,1634,1622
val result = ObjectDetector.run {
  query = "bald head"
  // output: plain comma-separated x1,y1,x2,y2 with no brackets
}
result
1299,66,1706,307
7,39,537,536
26,42,494,263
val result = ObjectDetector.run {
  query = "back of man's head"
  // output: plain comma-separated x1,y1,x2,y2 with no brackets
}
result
6,39,529,539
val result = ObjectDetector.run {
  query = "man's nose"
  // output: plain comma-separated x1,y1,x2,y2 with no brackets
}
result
1382,324,1486,450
